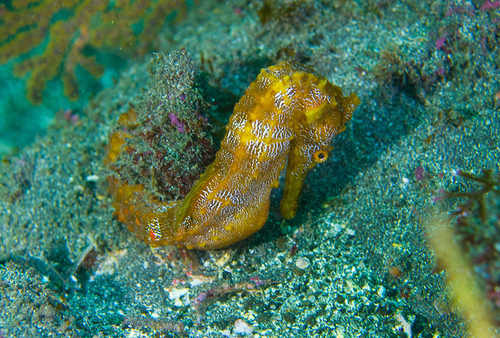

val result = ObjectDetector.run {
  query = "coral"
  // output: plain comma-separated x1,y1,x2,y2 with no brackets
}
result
428,216,497,337
107,60,359,250
0,0,191,104
434,169,500,323
438,169,500,223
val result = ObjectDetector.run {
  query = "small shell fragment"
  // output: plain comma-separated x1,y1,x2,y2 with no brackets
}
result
295,257,311,269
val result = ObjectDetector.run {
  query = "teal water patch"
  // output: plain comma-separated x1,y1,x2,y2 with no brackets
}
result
0,55,125,156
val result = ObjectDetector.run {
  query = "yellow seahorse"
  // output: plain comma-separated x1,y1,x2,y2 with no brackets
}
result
107,61,359,249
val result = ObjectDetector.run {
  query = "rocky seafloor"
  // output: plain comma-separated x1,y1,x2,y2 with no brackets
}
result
1,1,499,337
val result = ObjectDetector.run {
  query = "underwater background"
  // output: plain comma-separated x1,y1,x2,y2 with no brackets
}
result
0,0,499,337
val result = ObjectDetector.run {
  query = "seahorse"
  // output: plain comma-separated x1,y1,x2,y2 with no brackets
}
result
108,61,359,249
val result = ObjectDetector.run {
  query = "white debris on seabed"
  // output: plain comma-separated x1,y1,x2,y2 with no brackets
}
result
233,319,253,336
167,287,190,307
126,328,148,338
295,257,311,270
394,313,413,338
94,249,127,276
187,272,214,286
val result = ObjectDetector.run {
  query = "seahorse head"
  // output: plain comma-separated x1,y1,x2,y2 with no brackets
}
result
280,76,360,219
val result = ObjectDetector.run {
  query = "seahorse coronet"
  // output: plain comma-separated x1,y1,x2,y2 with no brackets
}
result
107,61,359,250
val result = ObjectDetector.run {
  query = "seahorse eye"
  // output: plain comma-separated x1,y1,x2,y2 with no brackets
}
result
313,150,328,163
